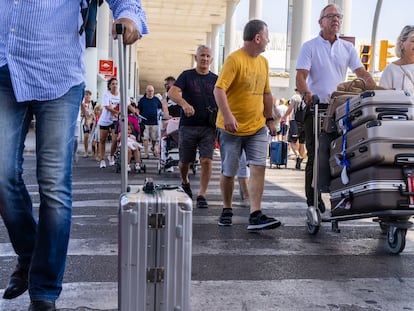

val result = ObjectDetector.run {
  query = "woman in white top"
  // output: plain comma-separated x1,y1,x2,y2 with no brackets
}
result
98,78,120,168
379,25,414,95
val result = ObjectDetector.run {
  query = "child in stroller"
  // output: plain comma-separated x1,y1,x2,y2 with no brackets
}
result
115,121,146,173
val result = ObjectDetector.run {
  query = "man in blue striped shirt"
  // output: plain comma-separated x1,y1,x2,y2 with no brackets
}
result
0,1,148,310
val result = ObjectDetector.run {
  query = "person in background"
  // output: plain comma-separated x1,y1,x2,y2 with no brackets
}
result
98,78,120,168
282,92,307,170
127,99,141,141
295,3,376,213
118,123,142,172
0,2,147,310
163,76,182,118
81,90,95,157
168,45,218,208
273,98,288,141
137,84,168,158
379,25,414,94
91,104,103,161
214,19,281,230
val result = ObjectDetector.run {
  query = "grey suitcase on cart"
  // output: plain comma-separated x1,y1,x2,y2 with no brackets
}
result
335,90,414,133
329,120,414,177
330,165,411,216
119,182,192,311
115,24,193,311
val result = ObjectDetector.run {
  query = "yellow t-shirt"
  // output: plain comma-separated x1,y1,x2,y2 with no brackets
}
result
215,49,271,136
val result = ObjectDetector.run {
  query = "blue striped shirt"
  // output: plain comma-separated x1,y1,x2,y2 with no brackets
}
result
0,0,148,102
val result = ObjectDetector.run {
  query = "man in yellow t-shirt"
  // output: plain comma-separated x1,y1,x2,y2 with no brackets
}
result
213,19,281,231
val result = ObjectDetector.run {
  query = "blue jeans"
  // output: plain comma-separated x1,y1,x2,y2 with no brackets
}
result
0,65,84,301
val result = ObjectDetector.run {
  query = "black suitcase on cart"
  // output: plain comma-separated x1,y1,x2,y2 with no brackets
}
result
330,165,412,216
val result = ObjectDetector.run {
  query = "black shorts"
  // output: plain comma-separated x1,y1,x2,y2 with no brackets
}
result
178,126,216,163
99,121,119,134
83,124,90,134
288,120,305,144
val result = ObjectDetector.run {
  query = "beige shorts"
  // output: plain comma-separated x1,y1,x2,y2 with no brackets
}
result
143,124,159,141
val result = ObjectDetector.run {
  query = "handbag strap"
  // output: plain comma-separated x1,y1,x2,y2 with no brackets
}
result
399,65,414,89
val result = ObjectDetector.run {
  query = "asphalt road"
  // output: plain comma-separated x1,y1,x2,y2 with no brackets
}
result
1,139,414,310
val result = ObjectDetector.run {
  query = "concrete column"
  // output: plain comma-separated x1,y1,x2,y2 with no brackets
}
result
84,49,98,102
224,0,238,58
249,0,262,20
287,0,312,97
211,25,221,74
94,3,111,104
206,32,212,47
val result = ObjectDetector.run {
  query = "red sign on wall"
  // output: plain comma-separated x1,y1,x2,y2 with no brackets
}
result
99,60,114,75
104,67,117,79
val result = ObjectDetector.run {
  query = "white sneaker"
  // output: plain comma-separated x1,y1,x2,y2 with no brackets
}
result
135,163,141,171
107,155,115,166
166,166,174,173
99,160,106,168
127,164,131,172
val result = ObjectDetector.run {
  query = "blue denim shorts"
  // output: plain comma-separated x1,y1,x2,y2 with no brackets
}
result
236,150,250,178
218,127,268,177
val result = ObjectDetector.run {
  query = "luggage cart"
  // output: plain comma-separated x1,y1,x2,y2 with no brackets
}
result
305,96,414,254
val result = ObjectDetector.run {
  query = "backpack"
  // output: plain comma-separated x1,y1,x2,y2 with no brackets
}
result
79,0,103,47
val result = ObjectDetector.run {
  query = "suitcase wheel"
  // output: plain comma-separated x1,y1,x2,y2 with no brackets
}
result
387,227,406,254
306,206,321,235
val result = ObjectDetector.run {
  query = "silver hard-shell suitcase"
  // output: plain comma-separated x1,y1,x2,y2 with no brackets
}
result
119,182,192,311
335,90,414,134
116,25,192,311
329,120,414,177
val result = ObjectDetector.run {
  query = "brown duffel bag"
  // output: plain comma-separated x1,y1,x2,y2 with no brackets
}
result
336,78,366,93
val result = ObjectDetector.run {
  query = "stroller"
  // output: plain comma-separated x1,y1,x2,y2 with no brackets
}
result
157,116,198,175
114,116,146,174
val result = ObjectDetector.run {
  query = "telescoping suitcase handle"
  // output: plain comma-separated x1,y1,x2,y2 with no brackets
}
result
116,24,129,194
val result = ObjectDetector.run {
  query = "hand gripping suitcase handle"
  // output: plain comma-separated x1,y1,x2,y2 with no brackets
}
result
116,23,125,36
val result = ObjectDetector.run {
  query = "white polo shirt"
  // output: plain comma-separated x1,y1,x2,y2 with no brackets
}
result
296,33,363,103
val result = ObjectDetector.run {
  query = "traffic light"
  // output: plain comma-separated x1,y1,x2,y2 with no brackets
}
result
379,40,395,71
359,44,371,71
